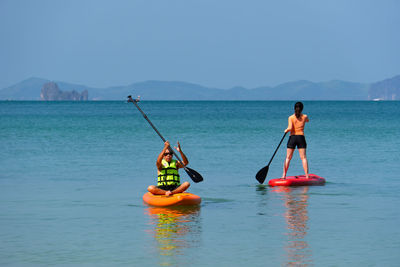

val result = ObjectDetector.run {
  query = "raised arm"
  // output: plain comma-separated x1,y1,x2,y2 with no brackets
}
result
156,141,170,171
175,141,189,168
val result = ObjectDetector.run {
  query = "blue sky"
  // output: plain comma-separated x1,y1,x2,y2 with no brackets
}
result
1,0,399,89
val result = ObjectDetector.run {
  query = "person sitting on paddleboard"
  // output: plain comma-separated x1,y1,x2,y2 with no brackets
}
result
283,102,310,179
148,141,190,196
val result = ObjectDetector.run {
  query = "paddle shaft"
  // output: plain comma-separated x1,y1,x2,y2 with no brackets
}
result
267,132,288,167
128,96,187,167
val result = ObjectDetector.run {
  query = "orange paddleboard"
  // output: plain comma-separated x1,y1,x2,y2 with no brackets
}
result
143,192,201,207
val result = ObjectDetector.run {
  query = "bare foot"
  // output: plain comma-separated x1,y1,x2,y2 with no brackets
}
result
165,191,172,196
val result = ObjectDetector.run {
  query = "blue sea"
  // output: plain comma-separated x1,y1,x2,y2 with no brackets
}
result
1,100,399,266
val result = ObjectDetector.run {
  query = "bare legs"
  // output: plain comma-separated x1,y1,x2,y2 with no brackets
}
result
299,148,309,178
283,148,294,178
148,182,190,196
283,148,309,178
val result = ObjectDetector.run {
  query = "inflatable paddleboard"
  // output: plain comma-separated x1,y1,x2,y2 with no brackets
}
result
268,174,325,187
143,192,201,207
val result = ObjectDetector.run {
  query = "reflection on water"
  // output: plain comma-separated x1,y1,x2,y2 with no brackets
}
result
256,184,269,195
272,187,313,267
256,185,269,216
144,205,201,266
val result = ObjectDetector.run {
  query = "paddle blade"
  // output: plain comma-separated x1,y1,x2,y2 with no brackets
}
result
255,165,269,184
184,167,204,183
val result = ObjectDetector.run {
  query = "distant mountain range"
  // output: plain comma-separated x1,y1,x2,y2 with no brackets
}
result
1,75,399,100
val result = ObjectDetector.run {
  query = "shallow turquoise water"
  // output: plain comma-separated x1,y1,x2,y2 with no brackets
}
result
1,101,399,266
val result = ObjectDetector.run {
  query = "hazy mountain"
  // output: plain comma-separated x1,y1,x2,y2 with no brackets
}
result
250,80,368,100
368,75,400,100
0,77,50,100
1,75,398,101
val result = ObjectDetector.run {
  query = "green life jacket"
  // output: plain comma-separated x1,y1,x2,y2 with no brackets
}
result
157,159,180,187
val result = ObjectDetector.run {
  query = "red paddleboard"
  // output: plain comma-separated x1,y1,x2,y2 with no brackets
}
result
268,174,325,187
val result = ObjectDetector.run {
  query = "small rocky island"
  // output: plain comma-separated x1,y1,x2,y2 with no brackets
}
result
40,82,88,100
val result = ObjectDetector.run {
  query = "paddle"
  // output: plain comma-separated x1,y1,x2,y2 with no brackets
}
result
255,132,288,184
127,95,203,183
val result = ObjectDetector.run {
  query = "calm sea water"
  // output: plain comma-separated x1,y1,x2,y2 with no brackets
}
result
1,101,399,266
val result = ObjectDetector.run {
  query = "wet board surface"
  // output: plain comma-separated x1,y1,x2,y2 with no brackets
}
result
143,192,202,207
268,174,326,187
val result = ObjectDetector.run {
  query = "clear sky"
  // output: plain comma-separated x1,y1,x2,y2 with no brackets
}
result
1,0,399,89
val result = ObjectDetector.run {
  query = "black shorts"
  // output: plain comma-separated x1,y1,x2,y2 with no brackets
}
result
287,135,307,149
157,184,179,191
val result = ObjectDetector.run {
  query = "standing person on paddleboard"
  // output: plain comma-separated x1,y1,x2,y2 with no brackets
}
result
283,102,310,179
148,141,190,196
